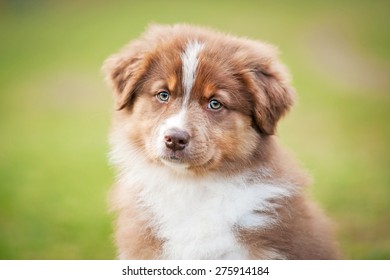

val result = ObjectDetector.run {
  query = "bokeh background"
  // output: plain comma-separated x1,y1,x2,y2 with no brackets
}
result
0,0,389,259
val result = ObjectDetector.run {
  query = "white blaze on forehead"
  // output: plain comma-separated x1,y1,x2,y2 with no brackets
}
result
181,41,204,107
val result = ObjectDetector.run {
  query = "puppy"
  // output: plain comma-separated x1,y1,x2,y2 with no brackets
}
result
103,24,339,259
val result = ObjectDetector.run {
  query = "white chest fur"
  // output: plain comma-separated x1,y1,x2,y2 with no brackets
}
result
119,163,291,260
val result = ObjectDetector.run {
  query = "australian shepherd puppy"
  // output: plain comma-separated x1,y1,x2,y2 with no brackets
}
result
103,24,339,259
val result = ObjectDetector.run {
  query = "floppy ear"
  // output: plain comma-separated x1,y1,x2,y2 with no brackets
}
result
102,40,148,110
243,58,295,135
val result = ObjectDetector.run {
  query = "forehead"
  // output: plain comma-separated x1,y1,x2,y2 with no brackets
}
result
147,40,246,99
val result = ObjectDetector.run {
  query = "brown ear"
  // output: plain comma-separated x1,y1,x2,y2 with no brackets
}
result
102,40,148,110
244,61,295,135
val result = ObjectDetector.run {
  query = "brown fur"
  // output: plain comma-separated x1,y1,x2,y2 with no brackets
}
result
104,24,339,259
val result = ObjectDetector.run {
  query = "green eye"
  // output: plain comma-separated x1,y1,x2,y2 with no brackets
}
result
208,99,222,110
157,91,170,102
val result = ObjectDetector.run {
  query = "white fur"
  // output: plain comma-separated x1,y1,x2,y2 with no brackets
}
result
110,132,293,260
159,109,186,130
181,41,204,107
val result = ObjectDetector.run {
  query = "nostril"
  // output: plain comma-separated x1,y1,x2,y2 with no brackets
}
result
164,135,172,143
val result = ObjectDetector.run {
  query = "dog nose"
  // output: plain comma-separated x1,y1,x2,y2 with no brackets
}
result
164,129,190,151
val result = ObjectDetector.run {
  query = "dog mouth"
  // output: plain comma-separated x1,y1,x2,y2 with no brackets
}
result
162,155,184,162
159,149,187,163
159,148,217,172
159,153,191,170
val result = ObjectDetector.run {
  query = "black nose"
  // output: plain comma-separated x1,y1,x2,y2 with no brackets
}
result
164,129,190,151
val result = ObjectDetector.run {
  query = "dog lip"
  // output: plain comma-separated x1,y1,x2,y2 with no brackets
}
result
160,155,190,170
161,154,185,163
168,155,180,161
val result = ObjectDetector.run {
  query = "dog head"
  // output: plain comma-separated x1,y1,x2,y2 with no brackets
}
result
104,24,294,174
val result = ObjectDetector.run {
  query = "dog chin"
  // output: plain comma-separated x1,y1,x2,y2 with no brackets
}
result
160,157,190,171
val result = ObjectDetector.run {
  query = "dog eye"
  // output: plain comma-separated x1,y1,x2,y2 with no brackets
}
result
208,99,223,111
156,91,170,102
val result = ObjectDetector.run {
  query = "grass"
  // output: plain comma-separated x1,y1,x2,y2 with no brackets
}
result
0,0,389,259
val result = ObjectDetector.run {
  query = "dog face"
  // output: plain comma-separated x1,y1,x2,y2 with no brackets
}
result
104,24,294,174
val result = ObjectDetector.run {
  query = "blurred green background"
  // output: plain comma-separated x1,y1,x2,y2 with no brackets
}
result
0,0,389,259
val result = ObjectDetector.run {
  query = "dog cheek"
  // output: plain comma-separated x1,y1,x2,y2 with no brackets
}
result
149,122,167,159
125,99,162,160
217,115,258,163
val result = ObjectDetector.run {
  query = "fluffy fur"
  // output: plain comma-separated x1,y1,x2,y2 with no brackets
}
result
103,24,339,259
